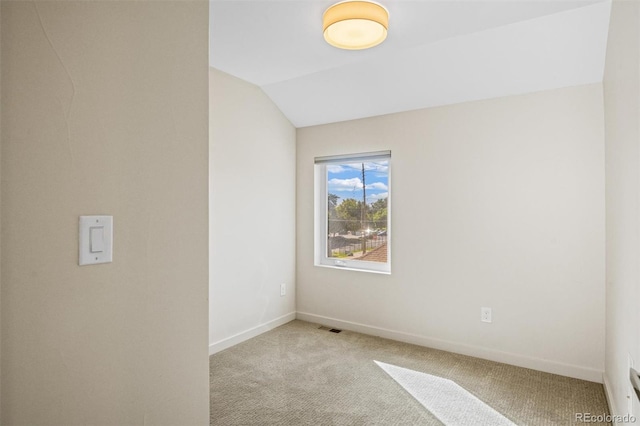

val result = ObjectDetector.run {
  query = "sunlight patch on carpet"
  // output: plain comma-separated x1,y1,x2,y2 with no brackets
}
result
375,361,515,426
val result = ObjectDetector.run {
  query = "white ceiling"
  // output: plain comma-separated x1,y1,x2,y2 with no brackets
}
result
210,0,611,128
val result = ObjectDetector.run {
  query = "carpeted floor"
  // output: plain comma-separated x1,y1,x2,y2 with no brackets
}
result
209,320,610,425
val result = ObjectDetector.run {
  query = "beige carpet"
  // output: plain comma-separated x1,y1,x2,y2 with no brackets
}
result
210,320,610,425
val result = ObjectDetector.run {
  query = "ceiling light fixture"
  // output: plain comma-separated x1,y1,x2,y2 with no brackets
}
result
323,1,389,50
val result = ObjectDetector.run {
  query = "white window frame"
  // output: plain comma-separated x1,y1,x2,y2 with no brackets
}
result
314,151,391,274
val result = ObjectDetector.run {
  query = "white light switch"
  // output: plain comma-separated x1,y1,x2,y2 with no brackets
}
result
79,216,113,266
90,226,105,253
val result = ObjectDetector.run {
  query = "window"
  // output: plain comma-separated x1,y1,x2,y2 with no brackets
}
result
314,151,391,274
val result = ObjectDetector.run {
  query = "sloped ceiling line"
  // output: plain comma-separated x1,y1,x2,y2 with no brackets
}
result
211,0,611,127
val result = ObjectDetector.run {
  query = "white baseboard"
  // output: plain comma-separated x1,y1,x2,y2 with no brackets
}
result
209,312,296,355
296,311,603,383
603,374,619,424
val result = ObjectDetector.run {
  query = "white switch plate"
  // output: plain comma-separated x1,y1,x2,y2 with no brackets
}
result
79,215,113,266
280,283,286,296
481,307,492,323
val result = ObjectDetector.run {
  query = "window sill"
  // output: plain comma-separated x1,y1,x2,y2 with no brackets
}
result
314,263,391,275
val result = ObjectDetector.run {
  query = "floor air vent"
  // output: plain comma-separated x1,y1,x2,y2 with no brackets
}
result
318,325,342,333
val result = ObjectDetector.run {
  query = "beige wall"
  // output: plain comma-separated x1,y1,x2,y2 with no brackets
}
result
297,84,606,382
0,1,3,419
603,0,640,417
209,68,296,353
1,2,209,424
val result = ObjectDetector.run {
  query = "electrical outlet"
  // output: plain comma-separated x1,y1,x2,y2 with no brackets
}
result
280,283,286,297
481,307,492,323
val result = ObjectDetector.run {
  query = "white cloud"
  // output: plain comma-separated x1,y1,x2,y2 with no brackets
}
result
344,163,363,170
366,182,388,190
343,161,388,173
328,177,363,191
369,161,389,174
327,165,347,173
369,192,388,200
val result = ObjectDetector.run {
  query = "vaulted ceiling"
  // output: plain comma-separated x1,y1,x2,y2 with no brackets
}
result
210,0,611,128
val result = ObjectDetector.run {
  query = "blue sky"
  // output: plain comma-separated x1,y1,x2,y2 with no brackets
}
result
327,160,388,205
